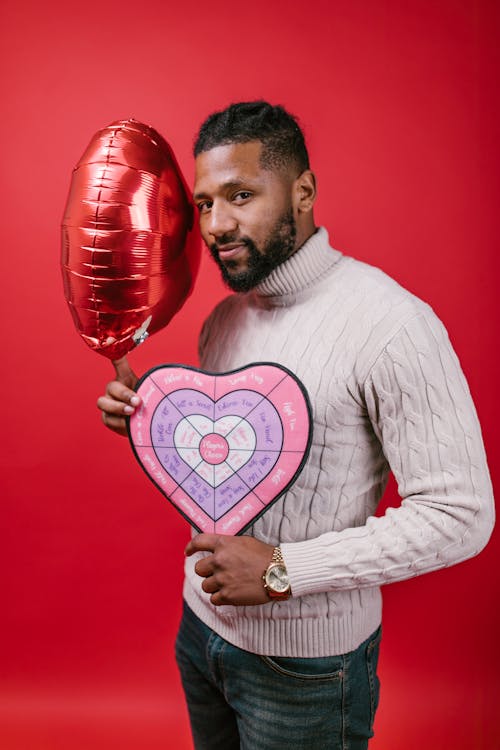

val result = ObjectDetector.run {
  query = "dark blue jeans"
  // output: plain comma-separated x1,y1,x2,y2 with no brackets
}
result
175,602,381,750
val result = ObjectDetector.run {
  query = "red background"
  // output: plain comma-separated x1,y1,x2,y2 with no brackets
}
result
1,1,499,748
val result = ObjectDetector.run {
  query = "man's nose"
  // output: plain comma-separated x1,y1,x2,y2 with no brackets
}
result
207,201,238,238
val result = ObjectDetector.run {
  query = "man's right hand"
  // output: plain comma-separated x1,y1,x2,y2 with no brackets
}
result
96,356,141,437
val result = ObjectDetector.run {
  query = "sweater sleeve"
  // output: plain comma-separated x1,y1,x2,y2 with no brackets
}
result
281,311,495,595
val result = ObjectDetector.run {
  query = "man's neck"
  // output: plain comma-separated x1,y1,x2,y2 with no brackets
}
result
292,220,317,257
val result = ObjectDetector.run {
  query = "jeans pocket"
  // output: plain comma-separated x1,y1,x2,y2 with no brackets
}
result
259,653,344,682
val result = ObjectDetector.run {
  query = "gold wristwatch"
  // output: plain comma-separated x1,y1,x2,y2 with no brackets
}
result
262,547,291,600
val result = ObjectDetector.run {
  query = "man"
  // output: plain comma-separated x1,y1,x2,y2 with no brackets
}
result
97,101,494,749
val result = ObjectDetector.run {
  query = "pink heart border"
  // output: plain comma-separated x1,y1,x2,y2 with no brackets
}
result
127,362,312,535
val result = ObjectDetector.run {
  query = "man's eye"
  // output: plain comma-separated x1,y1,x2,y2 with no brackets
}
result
233,191,252,203
197,201,212,213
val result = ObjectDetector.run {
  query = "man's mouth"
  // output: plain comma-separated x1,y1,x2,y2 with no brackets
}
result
214,242,247,261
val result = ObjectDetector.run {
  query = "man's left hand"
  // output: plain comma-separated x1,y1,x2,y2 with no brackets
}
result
185,534,275,606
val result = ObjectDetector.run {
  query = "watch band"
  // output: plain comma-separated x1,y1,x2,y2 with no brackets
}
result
271,546,285,565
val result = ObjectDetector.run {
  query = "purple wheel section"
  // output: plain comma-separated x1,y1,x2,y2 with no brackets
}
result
154,447,193,484
243,397,283,451
215,390,264,420
215,475,250,520
181,473,214,516
151,398,185,448
236,451,280,488
168,389,215,421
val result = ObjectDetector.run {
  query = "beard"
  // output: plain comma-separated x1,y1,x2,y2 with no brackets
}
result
209,209,297,293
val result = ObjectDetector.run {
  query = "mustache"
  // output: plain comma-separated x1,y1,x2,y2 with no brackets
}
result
210,236,251,252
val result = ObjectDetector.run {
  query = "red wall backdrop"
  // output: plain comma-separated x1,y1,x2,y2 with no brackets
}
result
1,1,498,748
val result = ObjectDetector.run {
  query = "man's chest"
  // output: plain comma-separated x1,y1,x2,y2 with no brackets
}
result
201,302,369,433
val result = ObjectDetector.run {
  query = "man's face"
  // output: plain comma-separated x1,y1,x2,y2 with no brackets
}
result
193,141,298,292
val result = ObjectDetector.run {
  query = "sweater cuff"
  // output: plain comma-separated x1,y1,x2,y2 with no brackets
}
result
281,537,338,597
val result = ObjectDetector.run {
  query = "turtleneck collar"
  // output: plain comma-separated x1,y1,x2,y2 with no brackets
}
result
252,227,343,300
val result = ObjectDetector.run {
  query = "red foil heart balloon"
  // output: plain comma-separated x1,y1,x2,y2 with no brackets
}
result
61,119,201,360
127,363,312,535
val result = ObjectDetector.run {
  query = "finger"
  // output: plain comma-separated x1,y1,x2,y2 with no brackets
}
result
97,394,136,417
100,411,128,436
201,576,219,594
194,555,216,578
210,590,227,606
106,381,141,408
185,533,220,556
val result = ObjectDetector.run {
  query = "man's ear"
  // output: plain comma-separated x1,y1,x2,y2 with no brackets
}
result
293,170,316,214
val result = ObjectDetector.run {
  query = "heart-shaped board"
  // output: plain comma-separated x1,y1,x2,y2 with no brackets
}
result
127,363,312,535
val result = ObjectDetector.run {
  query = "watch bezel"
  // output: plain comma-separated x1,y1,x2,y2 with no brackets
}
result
264,562,291,594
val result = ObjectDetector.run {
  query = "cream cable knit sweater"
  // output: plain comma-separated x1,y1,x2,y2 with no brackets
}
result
183,227,494,657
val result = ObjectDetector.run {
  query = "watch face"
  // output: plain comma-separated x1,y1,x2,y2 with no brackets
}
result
265,564,290,593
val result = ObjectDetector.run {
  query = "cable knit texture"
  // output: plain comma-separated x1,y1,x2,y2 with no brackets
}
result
183,227,494,657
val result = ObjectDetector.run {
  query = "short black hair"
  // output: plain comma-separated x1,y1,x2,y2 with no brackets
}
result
193,100,310,174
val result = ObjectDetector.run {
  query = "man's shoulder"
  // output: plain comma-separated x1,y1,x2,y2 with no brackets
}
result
337,254,427,310
314,250,434,333
321,252,447,380
204,291,245,326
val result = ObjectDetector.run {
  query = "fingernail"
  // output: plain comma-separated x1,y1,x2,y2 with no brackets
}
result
130,396,140,406
124,405,134,414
